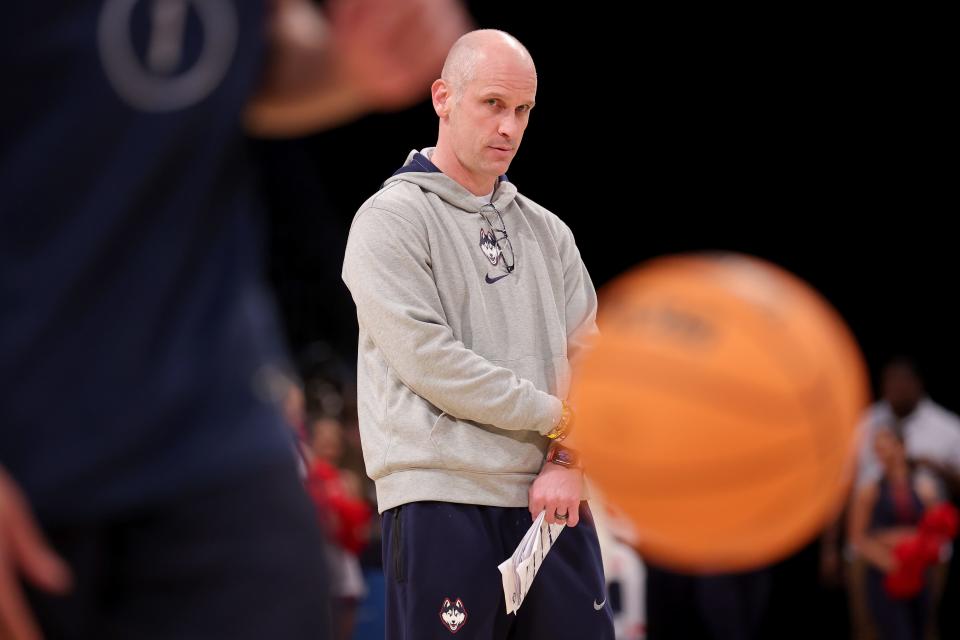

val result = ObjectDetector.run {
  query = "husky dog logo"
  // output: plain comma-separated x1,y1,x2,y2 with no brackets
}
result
439,597,468,633
479,228,501,266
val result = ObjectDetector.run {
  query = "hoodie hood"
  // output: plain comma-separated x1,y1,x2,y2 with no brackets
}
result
385,148,518,213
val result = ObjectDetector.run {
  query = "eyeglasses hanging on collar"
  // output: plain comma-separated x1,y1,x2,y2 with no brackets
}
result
478,202,515,274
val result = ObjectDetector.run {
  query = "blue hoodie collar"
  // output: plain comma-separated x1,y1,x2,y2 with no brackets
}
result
392,152,510,185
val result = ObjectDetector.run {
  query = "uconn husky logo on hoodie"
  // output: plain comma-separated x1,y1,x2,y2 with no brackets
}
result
391,151,515,284
479,228,502,266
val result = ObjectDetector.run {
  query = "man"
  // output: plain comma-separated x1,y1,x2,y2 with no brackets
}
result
857,359,960,491
0,1,467,638
342,29,615,639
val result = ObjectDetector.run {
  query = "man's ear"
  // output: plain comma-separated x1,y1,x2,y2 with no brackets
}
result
433,79,452,118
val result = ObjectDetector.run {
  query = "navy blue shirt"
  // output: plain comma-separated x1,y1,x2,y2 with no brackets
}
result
1,1,295,523
869,476,925,531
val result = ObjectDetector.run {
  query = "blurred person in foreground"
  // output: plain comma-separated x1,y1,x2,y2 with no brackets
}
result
0,1,469,638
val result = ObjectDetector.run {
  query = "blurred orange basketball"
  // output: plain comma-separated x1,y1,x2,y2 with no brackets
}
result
569,253,868,572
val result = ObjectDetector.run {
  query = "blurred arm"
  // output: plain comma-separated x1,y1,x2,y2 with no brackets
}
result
0,467,73,640
244,0,470,137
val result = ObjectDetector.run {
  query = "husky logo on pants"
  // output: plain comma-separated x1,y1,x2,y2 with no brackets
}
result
439,597,467,633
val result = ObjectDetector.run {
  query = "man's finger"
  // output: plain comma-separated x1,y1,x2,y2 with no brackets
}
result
1,475,71,595
544,503,565,525
566,503,580,527
0,556,43,640
529,496,545,521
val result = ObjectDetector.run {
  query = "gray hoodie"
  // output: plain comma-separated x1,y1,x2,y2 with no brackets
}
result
342,149,598,513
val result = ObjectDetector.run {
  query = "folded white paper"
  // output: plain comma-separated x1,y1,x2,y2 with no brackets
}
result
498,510,566,614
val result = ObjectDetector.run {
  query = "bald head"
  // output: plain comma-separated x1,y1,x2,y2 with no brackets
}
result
441,30,536,100
429,29,538,195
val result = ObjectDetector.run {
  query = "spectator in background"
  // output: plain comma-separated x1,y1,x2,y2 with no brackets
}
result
849,426,942,640
857,359,960,490
306,414,372,640
855,358,960,638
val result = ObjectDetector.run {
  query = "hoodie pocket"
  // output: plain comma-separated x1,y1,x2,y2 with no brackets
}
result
429,412,545,475
380,393,447,473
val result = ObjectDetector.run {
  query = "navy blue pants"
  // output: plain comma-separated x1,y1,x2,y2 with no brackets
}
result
381,501,614,639
26,459,331,639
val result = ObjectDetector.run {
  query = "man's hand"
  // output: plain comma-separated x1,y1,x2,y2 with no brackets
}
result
528,462,583,527
0,468,72,640
246,0,471,136
325,0,470,111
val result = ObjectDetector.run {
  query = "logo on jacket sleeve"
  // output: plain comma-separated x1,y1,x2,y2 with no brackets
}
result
439,597,468,633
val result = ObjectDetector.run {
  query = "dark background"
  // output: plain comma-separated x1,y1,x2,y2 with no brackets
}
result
258,3,954,410
254,5,952,636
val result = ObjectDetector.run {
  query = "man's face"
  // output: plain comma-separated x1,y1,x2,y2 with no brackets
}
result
882,364,923,418
445,54,536,186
